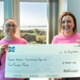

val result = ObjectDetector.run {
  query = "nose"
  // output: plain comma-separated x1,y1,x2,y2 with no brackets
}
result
64,21,68,26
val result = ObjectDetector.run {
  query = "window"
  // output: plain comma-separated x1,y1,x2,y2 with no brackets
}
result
0,1,4,39
19,1,48,44
19,1,49,80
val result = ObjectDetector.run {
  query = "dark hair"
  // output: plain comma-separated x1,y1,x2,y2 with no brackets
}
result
58,12,77,33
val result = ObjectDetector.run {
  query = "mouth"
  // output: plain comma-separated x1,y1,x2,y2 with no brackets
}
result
7,29,15,33
63,26,70,32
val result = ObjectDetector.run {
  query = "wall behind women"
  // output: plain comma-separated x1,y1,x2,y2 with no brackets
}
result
59,0,67,16
67,0,80,32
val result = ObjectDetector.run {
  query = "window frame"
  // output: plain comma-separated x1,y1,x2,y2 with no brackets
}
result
17,0,49,44
0,0,4,28
0,0,4,40
13,0,59,44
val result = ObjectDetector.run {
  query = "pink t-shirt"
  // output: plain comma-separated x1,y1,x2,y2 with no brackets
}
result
0,37,28,80
51,32,80,44
52,33,80,80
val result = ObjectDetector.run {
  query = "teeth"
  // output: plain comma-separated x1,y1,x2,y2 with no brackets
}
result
65,27,69,30
63,26,69,32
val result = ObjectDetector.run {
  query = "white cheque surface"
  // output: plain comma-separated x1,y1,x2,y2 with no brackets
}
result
5,44,80,78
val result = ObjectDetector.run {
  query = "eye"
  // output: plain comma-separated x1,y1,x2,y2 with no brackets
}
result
6,24,11,27
6,24,17,27
67,20,71,23
12,24,16,27
62,21,65,23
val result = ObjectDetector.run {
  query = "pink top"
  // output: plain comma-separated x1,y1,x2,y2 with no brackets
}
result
0,37,28,80
52,33,80,80
51,32,80,44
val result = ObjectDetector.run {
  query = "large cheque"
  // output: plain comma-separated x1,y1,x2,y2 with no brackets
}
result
5,44,80,78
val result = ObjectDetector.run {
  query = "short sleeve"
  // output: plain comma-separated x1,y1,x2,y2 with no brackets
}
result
51,37,57,44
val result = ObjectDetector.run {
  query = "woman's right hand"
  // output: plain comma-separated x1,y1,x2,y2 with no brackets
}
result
0,44,8,56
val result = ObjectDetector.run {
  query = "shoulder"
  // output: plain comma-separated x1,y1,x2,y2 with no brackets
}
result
73,32,80,37
51,34,62,44
16,37,28,44
76,32,80,36
0,38,6,45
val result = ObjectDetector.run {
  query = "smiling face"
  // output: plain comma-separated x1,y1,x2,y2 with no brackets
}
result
61,15,75,34
3,19,17,37
59,12,77,36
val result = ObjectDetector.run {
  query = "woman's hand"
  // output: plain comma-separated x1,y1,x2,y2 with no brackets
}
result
0,44,8,56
